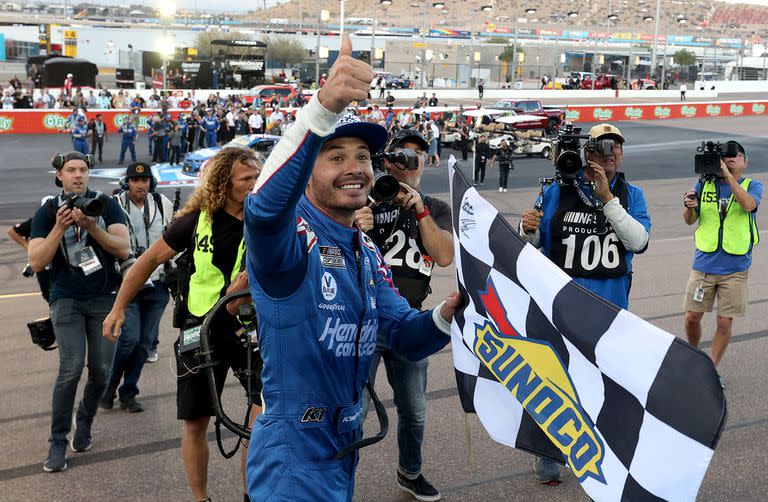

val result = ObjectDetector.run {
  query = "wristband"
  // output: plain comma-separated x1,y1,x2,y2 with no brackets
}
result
415,207,431,221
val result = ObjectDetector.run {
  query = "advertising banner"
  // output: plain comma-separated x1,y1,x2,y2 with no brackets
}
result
0,109,185,134
561,101,768,123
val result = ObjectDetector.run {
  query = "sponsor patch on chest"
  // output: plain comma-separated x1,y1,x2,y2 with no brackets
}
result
319,245,346,268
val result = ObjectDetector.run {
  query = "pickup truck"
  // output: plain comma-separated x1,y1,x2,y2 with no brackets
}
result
489,99,565,132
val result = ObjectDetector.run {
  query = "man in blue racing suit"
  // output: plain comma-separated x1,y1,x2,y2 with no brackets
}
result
243,35,461,502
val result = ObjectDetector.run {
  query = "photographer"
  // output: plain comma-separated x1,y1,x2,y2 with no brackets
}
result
473,134,491,186
490,139,515,193
103,148,263,502
28,152,130,473
519,124,650,484
682,141,762,375
354,129,453,501
100,163,173,414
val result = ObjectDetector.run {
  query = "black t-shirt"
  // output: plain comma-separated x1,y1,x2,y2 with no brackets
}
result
30,191,126,303
163,209,244,331
475,141,492,163
493,147,515,168
163,209,243,280
12,218,32,239
369,195,452,308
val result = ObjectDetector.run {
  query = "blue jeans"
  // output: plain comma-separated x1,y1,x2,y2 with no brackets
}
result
119,140,136,163
108,284,169,400
72,139,89,155
49,295,116,443
366,331,428,476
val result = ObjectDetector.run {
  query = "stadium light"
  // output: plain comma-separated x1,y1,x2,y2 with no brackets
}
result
158,0,176,18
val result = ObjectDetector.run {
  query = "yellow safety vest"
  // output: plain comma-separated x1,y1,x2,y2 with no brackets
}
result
187,211,245,317
695,178,759,255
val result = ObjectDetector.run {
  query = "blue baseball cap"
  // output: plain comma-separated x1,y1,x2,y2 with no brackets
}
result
322,114,388,154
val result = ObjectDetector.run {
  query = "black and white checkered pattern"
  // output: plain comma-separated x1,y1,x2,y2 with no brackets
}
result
449,164,726,502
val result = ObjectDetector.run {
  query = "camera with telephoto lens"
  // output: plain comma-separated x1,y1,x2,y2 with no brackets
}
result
550,123,589,178
695,141,740,177
369,148,421,203
60,192,106,217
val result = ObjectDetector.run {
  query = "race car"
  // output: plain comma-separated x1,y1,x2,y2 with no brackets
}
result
182,134,281,174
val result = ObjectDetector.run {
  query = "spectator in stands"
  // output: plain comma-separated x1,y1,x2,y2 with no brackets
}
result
96,91,111,109
428,92,438,107
248,107,264,134
2,90,14,109
113,91,127,108
478,79,484,99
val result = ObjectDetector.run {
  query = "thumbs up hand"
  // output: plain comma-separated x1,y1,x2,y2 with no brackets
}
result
317,33,373,113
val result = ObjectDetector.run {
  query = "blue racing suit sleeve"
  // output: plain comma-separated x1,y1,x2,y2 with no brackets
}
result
371,246,450,362
245,96,340,293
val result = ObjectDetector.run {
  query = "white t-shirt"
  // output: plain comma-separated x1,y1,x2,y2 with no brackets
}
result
269,111,285,124
680,84,688,92
226,111,236,127
248,113,263,130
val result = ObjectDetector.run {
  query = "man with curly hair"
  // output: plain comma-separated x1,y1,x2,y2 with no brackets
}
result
104,147,263,502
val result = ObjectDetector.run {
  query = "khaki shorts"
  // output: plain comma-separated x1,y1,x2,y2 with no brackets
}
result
683,270,749,317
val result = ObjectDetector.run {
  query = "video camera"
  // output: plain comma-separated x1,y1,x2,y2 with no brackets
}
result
370,148,421,203
551,123,619,179
551,123,589,178
695,141,740,177
60,192,107,217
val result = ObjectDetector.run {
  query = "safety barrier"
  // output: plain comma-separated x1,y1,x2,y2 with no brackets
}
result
1,99,767,134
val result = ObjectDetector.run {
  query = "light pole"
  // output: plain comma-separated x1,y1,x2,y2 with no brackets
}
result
316,7,330,85
651,0,662,78
159,0,177,91
340,0,346,37
593,14,618,89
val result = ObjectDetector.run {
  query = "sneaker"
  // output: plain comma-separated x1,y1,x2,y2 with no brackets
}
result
480,182,484,185
503,188,508,192
120,397,145,413
498,187,503,192
43,440,68,472
147,350,159,363
99,387,116,410
70,418,92,453
397,472,441,501
533,457,562,485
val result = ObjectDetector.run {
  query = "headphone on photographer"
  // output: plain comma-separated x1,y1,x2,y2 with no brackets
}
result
51,152,95,187
51,151,95,170
118,162,158,192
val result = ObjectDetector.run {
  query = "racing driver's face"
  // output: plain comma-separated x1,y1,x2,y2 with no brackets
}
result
308,137,373,226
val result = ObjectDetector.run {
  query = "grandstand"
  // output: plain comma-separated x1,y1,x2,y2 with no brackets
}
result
248,0,768,38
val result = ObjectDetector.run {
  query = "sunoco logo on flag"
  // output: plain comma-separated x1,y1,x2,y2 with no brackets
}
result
448,159,726,502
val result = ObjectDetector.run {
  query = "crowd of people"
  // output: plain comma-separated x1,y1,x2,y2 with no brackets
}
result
6,35,762,502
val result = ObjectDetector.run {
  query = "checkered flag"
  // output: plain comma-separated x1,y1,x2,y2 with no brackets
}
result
449,163,726,501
